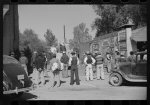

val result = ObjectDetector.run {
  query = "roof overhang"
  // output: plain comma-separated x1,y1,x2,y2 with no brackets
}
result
131,26,147,42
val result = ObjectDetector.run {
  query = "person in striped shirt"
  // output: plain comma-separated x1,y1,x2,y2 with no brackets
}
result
95,52,105,80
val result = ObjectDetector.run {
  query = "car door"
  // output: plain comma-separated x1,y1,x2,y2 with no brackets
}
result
135,54,147,77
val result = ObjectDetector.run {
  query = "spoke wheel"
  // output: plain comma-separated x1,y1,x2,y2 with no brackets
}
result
109,73,123,86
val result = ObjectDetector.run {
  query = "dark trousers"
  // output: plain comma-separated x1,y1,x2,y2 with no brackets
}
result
62,64,68,78
70,66,80,85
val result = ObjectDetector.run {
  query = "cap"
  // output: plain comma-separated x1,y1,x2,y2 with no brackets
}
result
98,52,101,55
34,51,37,54
11,52,15,55
71,51,76,55
86,51,90,55
62,51,66,54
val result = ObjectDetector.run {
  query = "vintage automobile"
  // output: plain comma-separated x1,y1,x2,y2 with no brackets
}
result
109,51,147,86
3,55,33,97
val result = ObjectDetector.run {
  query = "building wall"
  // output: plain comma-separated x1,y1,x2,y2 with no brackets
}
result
91,29,138,58
3,5,19,55
90,33,118,59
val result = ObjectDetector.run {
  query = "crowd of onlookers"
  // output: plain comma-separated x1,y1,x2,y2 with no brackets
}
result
9,48,147,88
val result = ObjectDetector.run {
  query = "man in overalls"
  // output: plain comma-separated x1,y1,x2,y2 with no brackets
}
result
69,51,80,85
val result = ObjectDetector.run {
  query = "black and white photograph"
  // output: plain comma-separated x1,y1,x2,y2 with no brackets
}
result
3,4,147,101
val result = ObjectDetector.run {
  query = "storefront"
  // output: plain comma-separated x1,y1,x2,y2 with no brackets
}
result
90,26,147,58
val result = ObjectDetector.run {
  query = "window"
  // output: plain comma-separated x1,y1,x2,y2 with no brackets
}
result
143,54,147,61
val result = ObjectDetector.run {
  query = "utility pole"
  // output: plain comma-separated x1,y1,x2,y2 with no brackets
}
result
64,25,66,44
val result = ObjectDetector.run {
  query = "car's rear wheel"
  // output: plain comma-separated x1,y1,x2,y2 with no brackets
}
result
109,73,123,86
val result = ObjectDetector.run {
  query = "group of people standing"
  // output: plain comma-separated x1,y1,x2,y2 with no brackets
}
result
30,49,80,88
10,47,139,89
83,51,106,81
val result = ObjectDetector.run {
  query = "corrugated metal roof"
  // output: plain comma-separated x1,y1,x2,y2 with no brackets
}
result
131,26,147,42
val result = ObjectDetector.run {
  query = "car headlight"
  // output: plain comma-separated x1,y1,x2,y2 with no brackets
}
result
3,81,9,91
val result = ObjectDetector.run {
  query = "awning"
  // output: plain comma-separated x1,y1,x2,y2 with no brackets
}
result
131,26,147,42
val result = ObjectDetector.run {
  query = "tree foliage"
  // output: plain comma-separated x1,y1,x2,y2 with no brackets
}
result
69,23,92,49
44,29,58,47
19,29,46,52
92,5,147,37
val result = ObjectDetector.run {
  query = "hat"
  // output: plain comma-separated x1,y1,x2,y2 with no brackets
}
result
98,52,101,55
52,53,56,57
86,51,90,55
10,52,15,55
106,52,110,54
34,51,37,54
71,51,76,55
62,51,66,54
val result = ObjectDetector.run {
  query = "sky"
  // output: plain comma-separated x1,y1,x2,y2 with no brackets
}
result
18,5,98,44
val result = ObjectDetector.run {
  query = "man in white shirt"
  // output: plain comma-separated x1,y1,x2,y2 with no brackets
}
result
84,52,96,81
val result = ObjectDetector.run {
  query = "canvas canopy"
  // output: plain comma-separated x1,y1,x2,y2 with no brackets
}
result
131,26,147,42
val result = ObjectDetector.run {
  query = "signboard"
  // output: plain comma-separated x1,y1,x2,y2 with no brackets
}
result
92,43,99,52
103,40,109,47
118,30,126,42
118,30,127,51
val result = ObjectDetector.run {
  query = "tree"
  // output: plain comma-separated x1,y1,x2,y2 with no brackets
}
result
68,39,78,50
19,29,47,52
70,23,92,49
44,29,58,47
92,5,147,37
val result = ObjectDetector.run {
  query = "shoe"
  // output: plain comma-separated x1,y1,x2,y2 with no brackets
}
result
70,83,74,85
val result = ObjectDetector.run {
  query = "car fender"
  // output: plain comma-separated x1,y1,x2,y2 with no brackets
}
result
110,70,130,81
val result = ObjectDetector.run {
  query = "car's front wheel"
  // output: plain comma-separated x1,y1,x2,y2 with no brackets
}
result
109,73,123,86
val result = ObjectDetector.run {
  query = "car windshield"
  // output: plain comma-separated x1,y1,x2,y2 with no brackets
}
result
3,55,19,64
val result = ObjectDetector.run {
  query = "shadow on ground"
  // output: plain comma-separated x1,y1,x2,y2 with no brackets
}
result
2,92,38,102
124,82,147,87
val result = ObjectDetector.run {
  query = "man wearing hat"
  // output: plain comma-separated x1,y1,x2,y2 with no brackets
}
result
84,51,96,81
68,51,80,85
60,51,69,78
106,52,112,73
127,51,136,63
34,52,46,87
19,51,28,75
10,51,15,58
95,52,105,80
47,53,61,87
